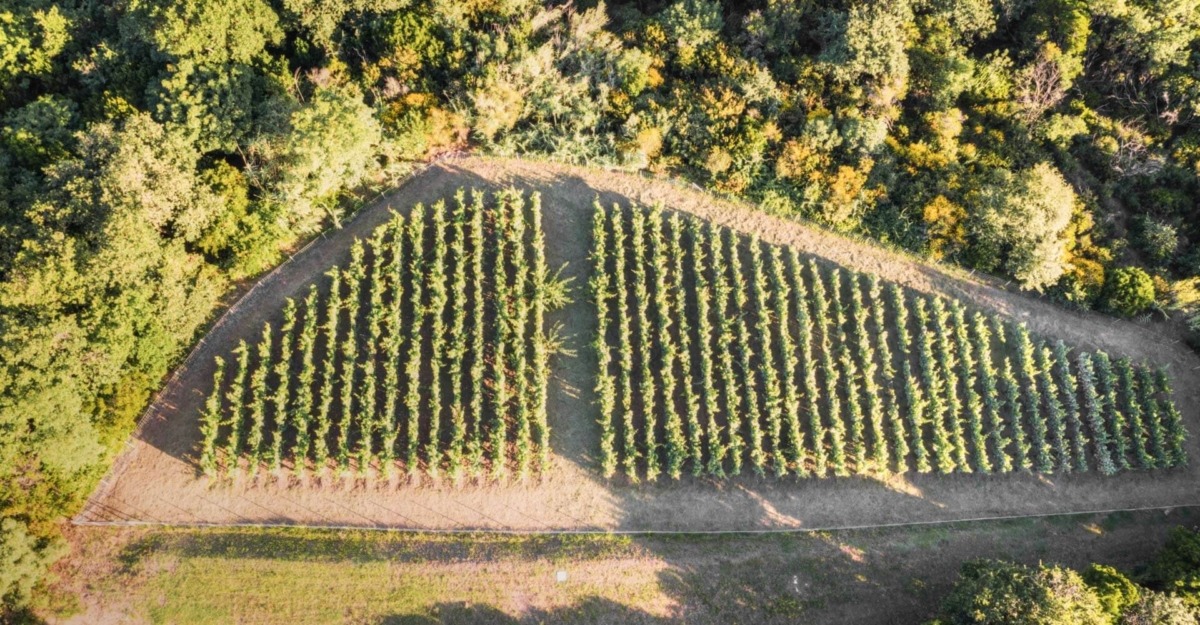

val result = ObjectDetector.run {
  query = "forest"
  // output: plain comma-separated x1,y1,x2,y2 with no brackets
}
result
3,0,1200,617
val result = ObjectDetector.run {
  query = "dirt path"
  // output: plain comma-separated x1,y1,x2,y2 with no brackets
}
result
77,156,1200,532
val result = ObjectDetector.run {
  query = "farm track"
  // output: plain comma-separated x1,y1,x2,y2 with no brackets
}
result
78,156,1200,533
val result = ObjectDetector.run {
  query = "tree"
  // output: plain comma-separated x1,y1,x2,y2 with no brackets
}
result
1,95,76,170
0,2,70,97
924,195,967,261
1082,564,1141,619
195,161,284,279
1102,267,1155,317
819,0,913,105
1141,527,1200,609
150,60,261,154
658,0,724,67
127,0,281,66
0,517,65,610
1119,592,1197,625
931,559,1108,625
278,0,413,52
0,112,226,487
57,113,223,243
1136,218,1178,267
259,84,381,233
969,163,1078,291
1015,44,1069,124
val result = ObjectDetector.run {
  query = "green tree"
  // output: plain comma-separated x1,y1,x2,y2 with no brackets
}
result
150,61,261,154
820,0,913,103
658,0,724,67
1102,267,1155,317
1136,218,1179,268
279,0,413,52
1083,564,1141,619
259,84,381,232
931,559,1108,625
1142,527,1200,609
1119,591,1197,625
1,95,76,169
0,2,70,97
128,0,281,65
0,517,66,610
969,163,1078,291
195,161,284,278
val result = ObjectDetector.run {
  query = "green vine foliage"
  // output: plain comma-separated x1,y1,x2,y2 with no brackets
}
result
585,206,1187,481
200,189,566,482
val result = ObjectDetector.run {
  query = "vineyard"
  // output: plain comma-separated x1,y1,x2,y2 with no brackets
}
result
198,189,568,481
590,202,1189,481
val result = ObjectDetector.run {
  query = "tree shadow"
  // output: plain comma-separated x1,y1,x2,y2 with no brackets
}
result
102,500,1200,623
377,597,667,624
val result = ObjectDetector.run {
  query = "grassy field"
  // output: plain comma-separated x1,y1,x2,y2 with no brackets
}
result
49,506,1198,625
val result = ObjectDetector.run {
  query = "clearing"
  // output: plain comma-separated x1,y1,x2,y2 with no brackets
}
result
51,508,1199,624
77,156,1200,532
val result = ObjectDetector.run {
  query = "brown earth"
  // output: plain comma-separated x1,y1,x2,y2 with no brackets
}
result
77,156,1200,533
48,508,1199,624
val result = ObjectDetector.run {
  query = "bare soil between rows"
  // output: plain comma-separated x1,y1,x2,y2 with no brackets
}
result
78,156,1200,532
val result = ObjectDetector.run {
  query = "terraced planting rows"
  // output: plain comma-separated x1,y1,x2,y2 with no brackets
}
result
198,189,567,481
590,202,1189,481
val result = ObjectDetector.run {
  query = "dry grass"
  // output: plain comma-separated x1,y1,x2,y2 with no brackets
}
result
47,507,1198,624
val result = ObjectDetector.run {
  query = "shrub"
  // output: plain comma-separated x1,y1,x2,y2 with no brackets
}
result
1081,564,1140,619
730,231,763,476
1052,340,1089,473
1102,266,1156,317
973,313,1011,472
1141,527,1200,611
630,205,660,480
1119,591,1195,625
650,207,686,479
914,296,955,474
669,214,704,475
202,190,562,482
612,204,639,480
1078,353,1117,475
1155,370,1188,468
932,559,1108,625
694,221,727,476
770,246,803,473
0,518,66,610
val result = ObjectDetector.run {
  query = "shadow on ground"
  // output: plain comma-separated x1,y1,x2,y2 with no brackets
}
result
74,157,1200,624
100,507,1198,624
379,598,664,625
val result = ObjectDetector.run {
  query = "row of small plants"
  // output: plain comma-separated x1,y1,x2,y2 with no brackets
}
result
590,203,1188,480
198,189,567,481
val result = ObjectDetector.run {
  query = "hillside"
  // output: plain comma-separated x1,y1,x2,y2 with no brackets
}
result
79,157,1200,533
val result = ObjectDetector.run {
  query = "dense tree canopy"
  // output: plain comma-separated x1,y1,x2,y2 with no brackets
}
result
931,544,1200,625
931,559,1109,625
1143,526,1200,610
